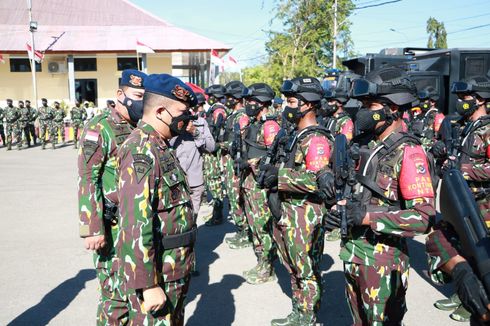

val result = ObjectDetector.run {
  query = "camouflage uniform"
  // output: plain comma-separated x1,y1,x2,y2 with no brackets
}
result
274,128,332,322
71,105,88,148
4,105,21,150
78,109,133,325
322,111,354,142
426,115,490,284
116,121,195,325
27,105,38,146
0,107,6,146
38,105,53,149
51,106,66,147
241,117,280,282
222,109,250,241
18,105,31,147
340,130,435,325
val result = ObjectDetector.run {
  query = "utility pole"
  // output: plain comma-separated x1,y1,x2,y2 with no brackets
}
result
332,0,338,69
27,0,38,108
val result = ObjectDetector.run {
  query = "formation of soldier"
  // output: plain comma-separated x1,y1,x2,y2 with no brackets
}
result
75,65,490,325
1,98,102,150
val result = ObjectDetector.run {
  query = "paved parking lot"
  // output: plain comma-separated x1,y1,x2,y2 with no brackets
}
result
0,145,463,325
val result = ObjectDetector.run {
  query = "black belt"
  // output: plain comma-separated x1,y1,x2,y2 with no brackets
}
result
162,226,197,249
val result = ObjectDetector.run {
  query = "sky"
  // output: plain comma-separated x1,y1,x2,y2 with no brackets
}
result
131,0,490,67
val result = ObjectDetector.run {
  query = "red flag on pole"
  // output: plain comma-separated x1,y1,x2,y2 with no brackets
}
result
136,40,155,54
26,43,44,63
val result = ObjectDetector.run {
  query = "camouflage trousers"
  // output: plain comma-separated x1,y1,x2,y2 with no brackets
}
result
39,121,51,144
126,277,190,326
222,153,245,226
242,173,275,262
94,224,127,326
343,262,409,326
5,122,22,147
204,153,224,201
50,121,65,144
72,121,84,143
272,214,325,314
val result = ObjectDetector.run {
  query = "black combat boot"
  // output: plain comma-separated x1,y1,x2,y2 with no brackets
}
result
205,200,223,226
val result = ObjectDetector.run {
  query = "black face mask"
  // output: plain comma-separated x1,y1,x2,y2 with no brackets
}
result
245,103,262,117
456,98,479,118
119,92,143,124
355,108,387,135
157,109,192,137
226,98,238,108
7,103,13,107
283,104,313,124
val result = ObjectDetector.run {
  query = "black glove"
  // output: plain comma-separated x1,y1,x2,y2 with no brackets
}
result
453,261,490,320
323,209,341,231
430,141,447,159
261,164,279,189
235,157,249,171
316,170,336,201
345,199,365,227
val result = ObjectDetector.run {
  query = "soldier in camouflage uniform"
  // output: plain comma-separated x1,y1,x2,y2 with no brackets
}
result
426,76,490,323
71,100,87,149
38,98,54,150
26,100,38,146
220,81,251,247
321,67,436,325
4,99,21,150
18,100,31,148
261,77,333,326
0,105,5,147
78,69,146,325
50,101,66,149
237,83,280,284
115,74,197,325
203,85,228,226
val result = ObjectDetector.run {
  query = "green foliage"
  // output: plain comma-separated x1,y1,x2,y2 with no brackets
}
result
426,17,447,49
218,72,242,85
264,0,355,81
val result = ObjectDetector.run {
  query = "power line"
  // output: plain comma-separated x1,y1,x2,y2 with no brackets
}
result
355,0,401,10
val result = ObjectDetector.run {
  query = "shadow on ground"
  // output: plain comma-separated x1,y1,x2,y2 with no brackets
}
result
8,269,96,326
186,198,246,326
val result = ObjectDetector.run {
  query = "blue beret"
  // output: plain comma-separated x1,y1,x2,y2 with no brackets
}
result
120,69,146,89
273,97,283,105
145,74,197,107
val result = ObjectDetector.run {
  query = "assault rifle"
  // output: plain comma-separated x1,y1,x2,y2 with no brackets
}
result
257,128,287,188
232,122,243,176
439,169,490,297
332,134,359,240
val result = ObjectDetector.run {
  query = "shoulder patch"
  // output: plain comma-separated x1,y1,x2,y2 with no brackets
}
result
305,135,331,172
82,140,99,163
132,153,153,183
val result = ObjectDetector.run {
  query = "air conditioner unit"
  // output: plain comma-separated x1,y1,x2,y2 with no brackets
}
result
48,61,67,73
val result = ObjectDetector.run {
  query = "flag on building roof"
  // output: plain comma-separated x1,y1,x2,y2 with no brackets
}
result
227,55,238,66
136,40,155,54
26,43,44,63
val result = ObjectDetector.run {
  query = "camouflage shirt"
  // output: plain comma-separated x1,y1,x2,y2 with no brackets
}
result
38,106,53,121
116,121,194,290
71,106,87,123
52,108,66,123
4,106,20,123
78,109,133,237
333,112,354,141
340,131,435,268
278,129,333,225
27,107,37,122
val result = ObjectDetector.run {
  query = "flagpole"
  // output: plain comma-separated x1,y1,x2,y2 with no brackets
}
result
207,50,212,86
28,0,38,108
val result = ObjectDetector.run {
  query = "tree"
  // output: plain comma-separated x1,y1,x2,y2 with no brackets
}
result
254,0,355,88
426,17,447,49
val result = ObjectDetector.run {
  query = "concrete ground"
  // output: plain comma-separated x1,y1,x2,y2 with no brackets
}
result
0,144,464,325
